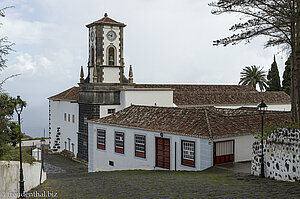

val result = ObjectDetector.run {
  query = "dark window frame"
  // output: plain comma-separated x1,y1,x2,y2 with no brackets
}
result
97,129,106,150
181,140,195,167
135,134,146,158
115,132,124,154
108,108,116,114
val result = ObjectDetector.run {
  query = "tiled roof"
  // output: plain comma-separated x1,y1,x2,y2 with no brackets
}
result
49,84,290,105
48,87,79,102
90,105,291,138
86,14,126,28
134,84,290,106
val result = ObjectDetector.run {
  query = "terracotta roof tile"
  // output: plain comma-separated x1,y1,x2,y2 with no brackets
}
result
49,84,290,106
90,105,291,138
48,87,79,102
86,15,126,28
134,84,290,106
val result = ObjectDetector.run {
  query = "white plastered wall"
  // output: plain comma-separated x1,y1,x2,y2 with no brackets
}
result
215,134,256,162
100,105,121,118
88,123,213,172
49,100,78,156
120,90,174,109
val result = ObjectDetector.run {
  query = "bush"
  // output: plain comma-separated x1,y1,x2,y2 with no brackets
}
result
0,145,35,164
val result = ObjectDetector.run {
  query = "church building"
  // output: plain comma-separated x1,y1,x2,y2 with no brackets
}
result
48,14,291,163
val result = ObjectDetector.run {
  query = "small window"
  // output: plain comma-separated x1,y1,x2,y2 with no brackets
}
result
64,113,67,121
108,47,115,65
97,129,106,150
181,140,195,167
115,132,124,154
72,115,75,123
84,117,87,125
135,135,146,158
68,114,70,122
108,109,116,114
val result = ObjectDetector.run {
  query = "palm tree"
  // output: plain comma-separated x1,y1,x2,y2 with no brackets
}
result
239,65,267,91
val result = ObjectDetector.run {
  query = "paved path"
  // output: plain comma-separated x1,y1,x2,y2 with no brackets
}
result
28,154,300,199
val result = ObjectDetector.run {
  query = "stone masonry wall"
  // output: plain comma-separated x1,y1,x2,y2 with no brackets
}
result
251,128,300,182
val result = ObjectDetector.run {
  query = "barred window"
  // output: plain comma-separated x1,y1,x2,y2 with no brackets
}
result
181,140,195,167
115,132,124,154
97,129,106,150
135,135,146,158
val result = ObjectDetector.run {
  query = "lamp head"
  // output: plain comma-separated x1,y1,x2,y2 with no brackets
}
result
257,100,268,112
15,96,24,115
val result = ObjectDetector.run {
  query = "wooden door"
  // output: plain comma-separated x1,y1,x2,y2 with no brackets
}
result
156,137,170,169
213,140,234,165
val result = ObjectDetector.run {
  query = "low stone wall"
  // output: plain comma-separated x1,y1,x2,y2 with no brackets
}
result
251,128,300,182
0,161,46,199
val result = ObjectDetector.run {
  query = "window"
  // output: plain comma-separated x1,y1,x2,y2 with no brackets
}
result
84,117,87,125
72,115,75,123
135,135,146,158
108,109,116,114
115,132,124,154
64,113,67,121
97,129,106,150
68,114,70,122
108,47,115,65
181,140,195,167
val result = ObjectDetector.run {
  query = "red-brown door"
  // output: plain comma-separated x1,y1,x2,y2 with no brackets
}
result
156,137,170,169
213,140,234,165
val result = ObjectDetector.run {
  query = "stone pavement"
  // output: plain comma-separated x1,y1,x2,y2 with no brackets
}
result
214,161,251,174
27,154,300,199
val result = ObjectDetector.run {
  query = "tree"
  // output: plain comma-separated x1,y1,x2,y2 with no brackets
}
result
267,55,281,91
282,56,291,95
209,0,300,122
0,7,14,91
239,65,268,91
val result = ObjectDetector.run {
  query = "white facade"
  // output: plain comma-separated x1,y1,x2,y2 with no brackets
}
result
102,67,121,83
120,88,174,109
99,88,174,118
49,100,78,155
215,134,256,162
88,123,213,172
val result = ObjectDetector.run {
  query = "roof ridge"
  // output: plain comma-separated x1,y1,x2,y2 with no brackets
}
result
204,109,213,137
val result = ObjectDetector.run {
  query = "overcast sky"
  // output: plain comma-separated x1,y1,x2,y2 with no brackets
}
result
1,0,288,138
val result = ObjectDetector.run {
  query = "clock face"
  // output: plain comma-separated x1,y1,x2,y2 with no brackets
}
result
107,31,116,41
91,32,95,41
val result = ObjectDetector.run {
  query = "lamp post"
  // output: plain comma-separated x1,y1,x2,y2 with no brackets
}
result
15,96,25,198
257,100,267,178
40,138,45,185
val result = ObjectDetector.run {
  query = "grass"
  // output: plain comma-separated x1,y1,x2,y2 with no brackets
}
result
0,144,36,164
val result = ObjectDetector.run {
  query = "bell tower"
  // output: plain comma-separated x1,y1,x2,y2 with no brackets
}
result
86,13,126,83
77,14,133,161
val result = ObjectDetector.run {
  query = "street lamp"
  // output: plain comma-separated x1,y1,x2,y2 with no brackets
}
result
15,96,25,198
257,100,267,178
40,138,46,185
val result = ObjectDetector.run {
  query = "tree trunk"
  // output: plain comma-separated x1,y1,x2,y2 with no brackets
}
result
294,0,300,122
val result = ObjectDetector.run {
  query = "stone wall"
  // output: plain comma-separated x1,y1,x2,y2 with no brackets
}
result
251,128,300,182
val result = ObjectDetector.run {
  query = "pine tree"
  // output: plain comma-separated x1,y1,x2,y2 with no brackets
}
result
267,56,281,91
282,56,291,95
